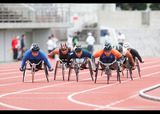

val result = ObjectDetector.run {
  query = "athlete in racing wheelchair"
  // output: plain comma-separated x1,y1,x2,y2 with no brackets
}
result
66,45,94,82
48,42,73,81
91,43,124,84
19,43,53,82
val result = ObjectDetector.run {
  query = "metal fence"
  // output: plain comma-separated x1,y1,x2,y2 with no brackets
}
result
0,5,70,23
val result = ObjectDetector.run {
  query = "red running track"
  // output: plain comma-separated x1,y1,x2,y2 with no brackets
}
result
0,57,160,110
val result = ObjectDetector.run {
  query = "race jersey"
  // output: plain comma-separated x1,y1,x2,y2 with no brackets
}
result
93,49,122,63
59,47,71,62
122,47,128,56
67,49,92,65
21,50,52,69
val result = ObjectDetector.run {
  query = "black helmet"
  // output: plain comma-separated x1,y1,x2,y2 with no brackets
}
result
116,44,123,53
75,45,82,52
30,43,40,52
103,43,112,51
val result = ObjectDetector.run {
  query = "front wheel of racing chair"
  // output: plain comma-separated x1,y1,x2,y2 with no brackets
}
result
54,59,66,81
126,59,133,80
68,59,75,81
68,58,94,82
94,61,100,83
135,57,141,78
94,60,112,84
116,61,121,83
23,61,28,82
87,59,94,81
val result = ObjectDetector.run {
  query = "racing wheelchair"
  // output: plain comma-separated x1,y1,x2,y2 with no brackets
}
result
94,59,121,84
22,60,49,83
54,59,67,81
126,57,141,80
68,57,94,82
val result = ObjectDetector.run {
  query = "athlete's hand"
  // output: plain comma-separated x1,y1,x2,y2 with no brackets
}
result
132,66,136,70
19,68,24,71
92,67,97,72
141,59,144,63
49,68,54,71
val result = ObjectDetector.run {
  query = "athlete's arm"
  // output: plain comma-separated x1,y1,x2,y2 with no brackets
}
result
67,51,74,65
20,50,30,69
40,51,52,69
48,48,59,57
125,51,135,67
131,48,143,63
82,50,92,58
91,49,104,71
111,49,122,58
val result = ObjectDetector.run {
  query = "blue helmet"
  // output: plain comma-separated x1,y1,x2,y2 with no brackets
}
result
30,43,40,52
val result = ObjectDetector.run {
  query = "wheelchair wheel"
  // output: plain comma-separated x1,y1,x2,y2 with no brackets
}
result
31,65,35,83
106,67,111,84
62,62,65,81
54,61,59,80
129,67,133,80
75,66,79,82
126,60,133,80
68,60,74,81
94,62,100,83
116,62,121,83
23,62,28,82
135,58,141,77
44,62,49,82
87,59,94,81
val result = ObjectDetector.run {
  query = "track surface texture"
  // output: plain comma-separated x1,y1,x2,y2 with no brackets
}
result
1,57,160,110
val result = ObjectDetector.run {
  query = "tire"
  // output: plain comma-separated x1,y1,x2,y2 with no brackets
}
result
68,60,74,81
136,58,141,77
116,62,121,83
106,67,110,84
94,62,100,83
44,62,49,82
75,67,79,82
87,59,94,81
23,62,28,82
31,65,35,83
129,67,133,80
62,62,65,81
54,61,59,80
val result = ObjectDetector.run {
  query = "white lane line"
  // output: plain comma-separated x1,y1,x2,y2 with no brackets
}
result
0,68,68,80
1,61,160,87
0,80,77,110
0,61,160,110
0,70,94,110
0,70,91,87
67,70,160,110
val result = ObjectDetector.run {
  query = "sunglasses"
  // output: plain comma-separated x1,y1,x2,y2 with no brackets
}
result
61,49,67,51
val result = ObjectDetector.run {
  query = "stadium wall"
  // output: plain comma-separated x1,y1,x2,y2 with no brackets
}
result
0,29,51,62
98,11,160,57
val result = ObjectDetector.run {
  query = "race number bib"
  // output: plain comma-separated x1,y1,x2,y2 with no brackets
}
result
75,58,85,64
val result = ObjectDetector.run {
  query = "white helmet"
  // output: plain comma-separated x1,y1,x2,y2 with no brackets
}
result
123,42,131,49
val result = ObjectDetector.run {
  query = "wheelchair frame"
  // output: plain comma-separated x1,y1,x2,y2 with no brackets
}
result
68,57,94,82
94,59,121,84
54,59,66,81
23,60,49,83
135,57,141,77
